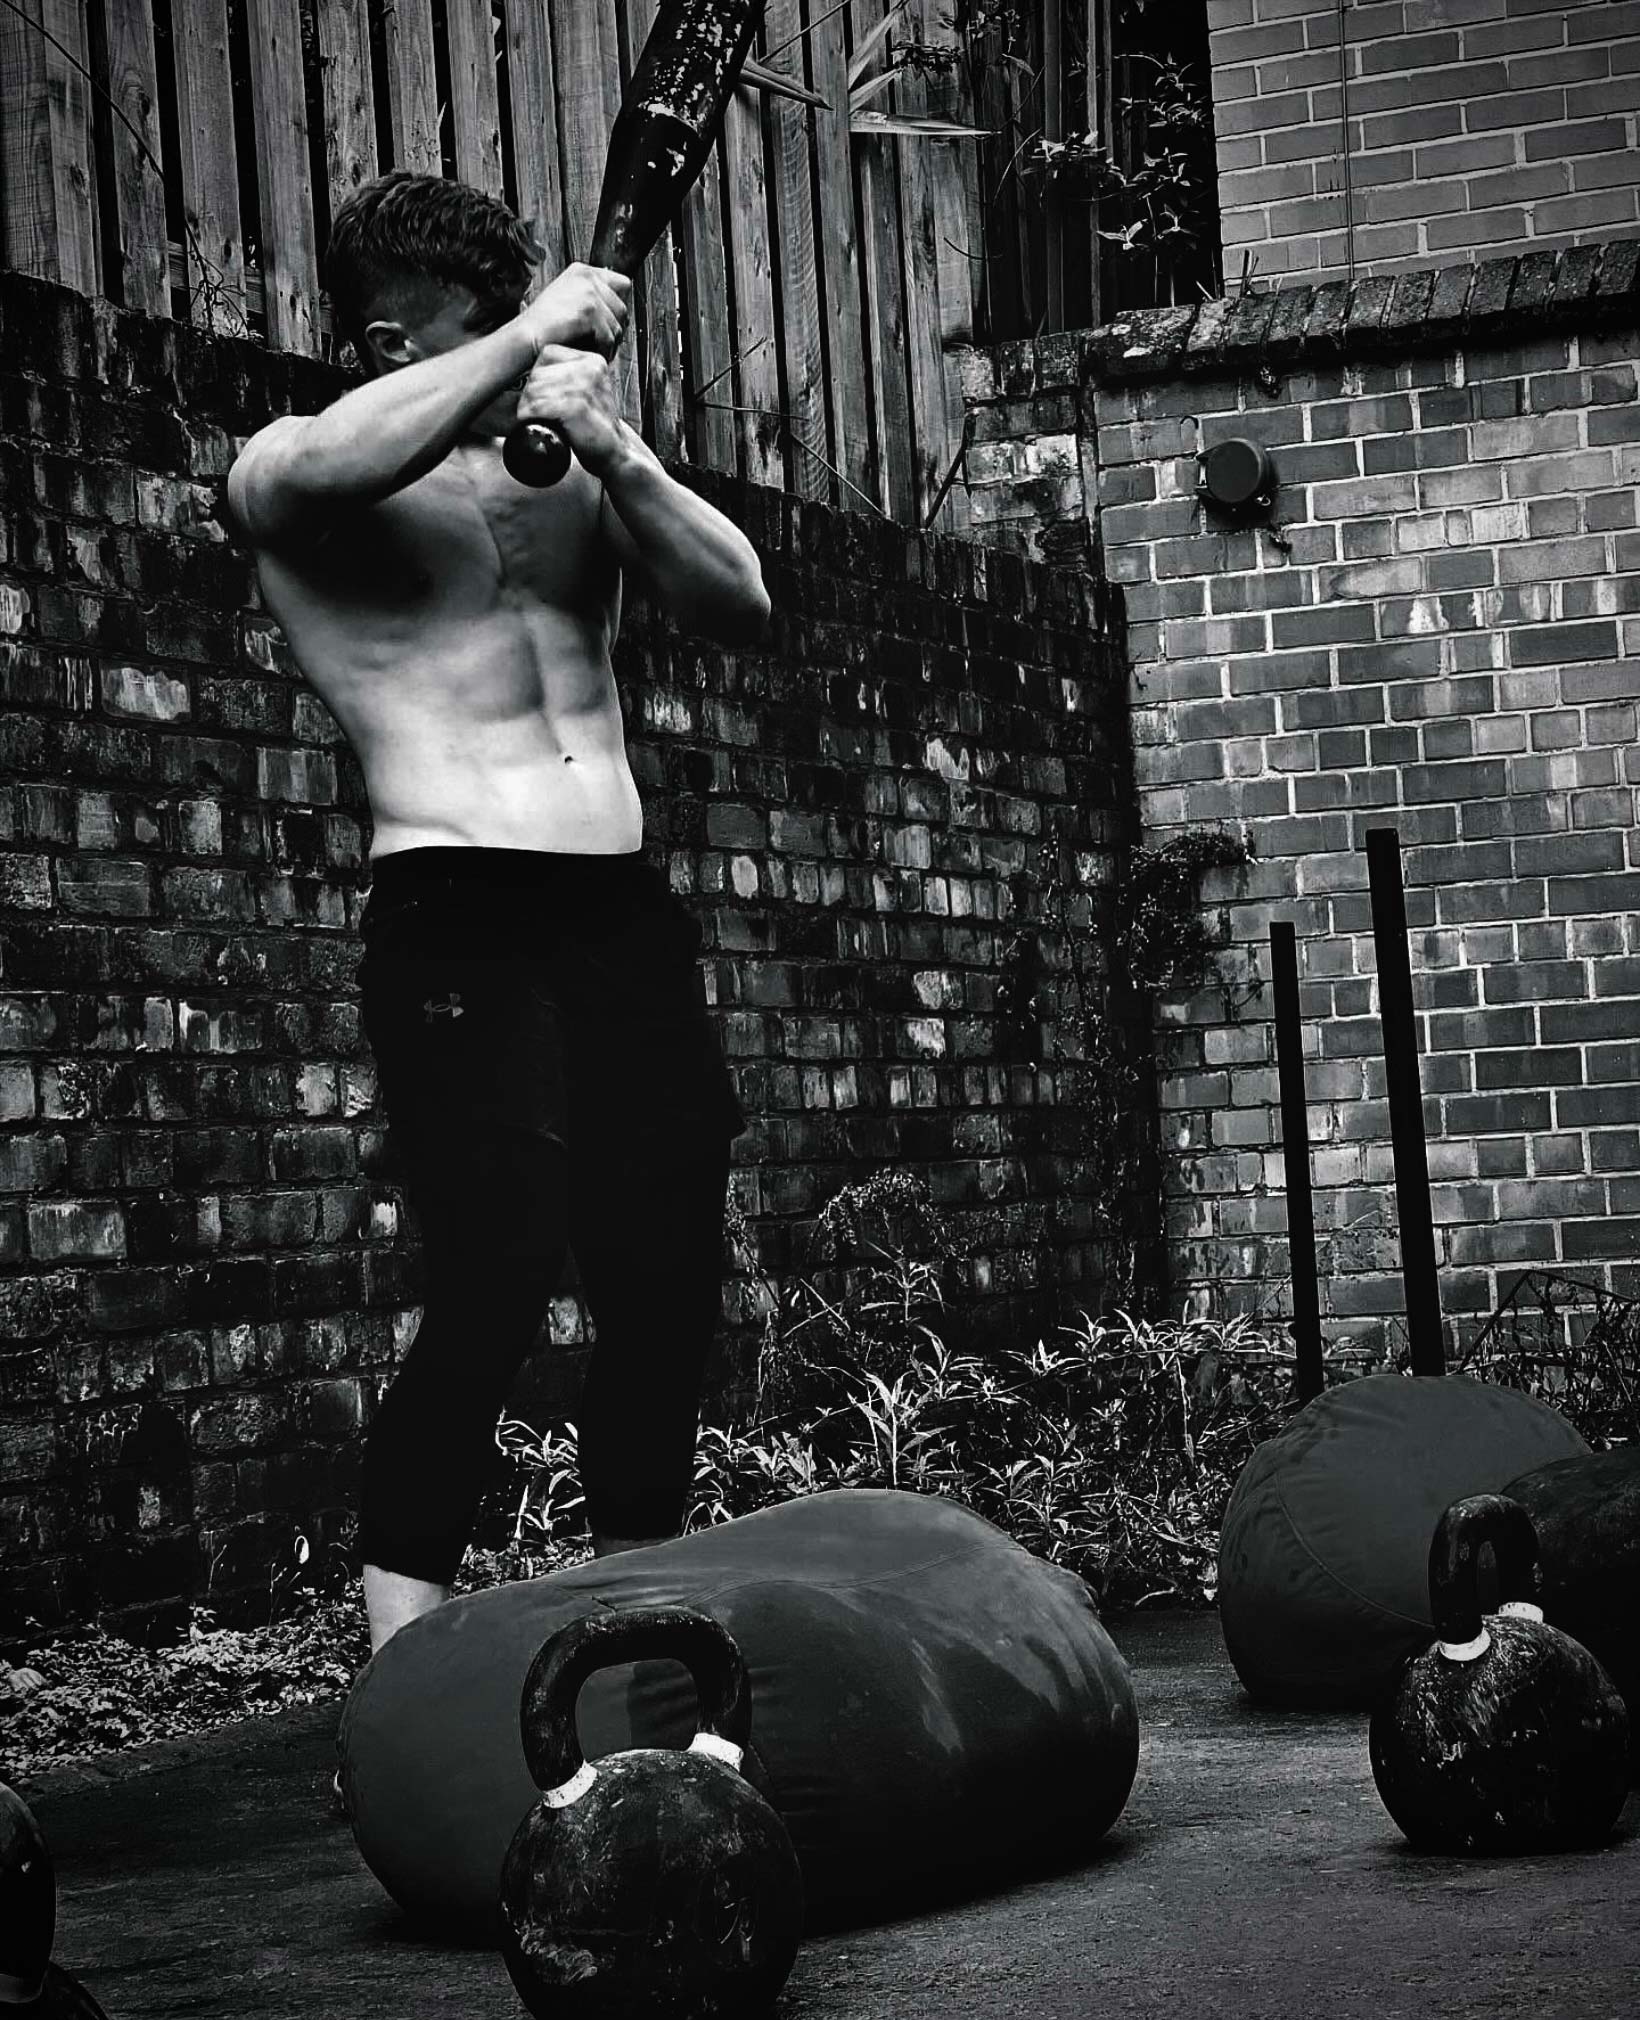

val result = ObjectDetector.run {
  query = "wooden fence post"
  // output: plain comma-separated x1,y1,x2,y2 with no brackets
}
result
0,0,102,296
548,0,642,428
244,0,321,351
1042,0,1063,331
506,0,567,274
106,0,171,316
720,55,782,488
807,0,872,510
444,0,505,196
895,0,955,526
170,0,247,334
850,0,912,522
1086,0,1111,327
618,0,684,464
676,134,735,474
316,0,380,229
379,0,442,176
764,0,828,501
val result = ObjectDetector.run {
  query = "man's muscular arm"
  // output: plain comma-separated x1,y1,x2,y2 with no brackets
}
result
225,266,629,548
599,427,770,646
521,345,769,646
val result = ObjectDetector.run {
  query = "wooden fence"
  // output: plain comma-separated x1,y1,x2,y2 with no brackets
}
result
0,0,1219,533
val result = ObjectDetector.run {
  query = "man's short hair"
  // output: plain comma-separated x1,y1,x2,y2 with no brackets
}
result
324,171,543,365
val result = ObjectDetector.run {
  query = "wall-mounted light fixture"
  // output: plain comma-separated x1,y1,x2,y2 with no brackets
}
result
1196,437,1277,514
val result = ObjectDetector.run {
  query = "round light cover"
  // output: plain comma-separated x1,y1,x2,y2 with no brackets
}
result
1197,437,1275,509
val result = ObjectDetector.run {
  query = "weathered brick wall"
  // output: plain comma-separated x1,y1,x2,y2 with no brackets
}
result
1210,0,1640,284
0,272,1134,1639
958,240,1640,1350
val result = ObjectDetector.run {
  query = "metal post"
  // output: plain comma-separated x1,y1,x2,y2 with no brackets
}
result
1270,923,1323,1403
1365,827,1445,1377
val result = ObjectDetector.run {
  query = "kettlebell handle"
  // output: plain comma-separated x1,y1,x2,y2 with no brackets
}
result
519,1605,754,1799
1428,1493,1540,1658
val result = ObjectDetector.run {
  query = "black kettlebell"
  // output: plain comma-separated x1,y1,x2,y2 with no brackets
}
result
1369,1494,1630,1854
499,1605,804,2020
1,1780,111,2016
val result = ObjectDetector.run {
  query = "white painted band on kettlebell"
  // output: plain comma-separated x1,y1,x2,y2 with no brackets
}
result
0,1969,46,2005
1498,1601,1544,1622
689,1731,744,1771
543,1760,599,1809
1437,1628,1491,1662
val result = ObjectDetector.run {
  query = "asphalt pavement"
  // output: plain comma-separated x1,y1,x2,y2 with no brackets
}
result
20,1610,1639,2020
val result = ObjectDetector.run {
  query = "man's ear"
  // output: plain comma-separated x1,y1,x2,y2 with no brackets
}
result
363,318,417,372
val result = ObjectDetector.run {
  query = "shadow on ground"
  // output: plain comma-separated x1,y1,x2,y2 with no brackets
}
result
20,1610,1639,2020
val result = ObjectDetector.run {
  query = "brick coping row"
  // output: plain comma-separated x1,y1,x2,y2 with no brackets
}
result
965,239,1640,396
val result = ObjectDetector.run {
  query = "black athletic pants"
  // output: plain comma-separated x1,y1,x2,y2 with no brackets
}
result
354,846,746,1586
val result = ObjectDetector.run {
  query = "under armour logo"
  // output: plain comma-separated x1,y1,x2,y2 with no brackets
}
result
423,994,465,1022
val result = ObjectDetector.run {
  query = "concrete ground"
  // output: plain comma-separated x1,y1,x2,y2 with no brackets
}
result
20,1611,1639,2020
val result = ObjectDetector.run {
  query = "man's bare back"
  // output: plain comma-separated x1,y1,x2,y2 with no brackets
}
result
251,438,643,857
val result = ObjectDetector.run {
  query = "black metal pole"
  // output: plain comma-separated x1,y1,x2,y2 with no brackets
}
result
1270,922,1324,1403
1365,826,1445,1377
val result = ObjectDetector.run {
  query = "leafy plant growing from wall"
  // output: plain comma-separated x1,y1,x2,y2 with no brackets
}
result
991,821,1254,1308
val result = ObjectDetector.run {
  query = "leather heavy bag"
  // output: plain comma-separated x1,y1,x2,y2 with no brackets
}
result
1218,1374,1588,1707
1503,1445,1640,1733
340,1489,1139,1937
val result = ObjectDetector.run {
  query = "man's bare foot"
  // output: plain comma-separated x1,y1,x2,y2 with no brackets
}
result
363,1564,452,1653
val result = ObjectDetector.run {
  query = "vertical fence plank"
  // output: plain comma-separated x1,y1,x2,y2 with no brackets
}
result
764,0,827,500
923,11,981,531
379,0,441,175
445,0,505,195
1010,2,1041,332
316,0,379,224
506,0,567,272
47,0,101,296
851,0,913,522
170,0,246,332
1042,0,1063,331
895,3,953,526
947,34,984,347
0,1,55,283
925,17,977,347
618,0,683,462
1086,0,1110,326
106,0,170,315
677,134,735,474
244,0,320,351
547,0,639,426
548,0,618,261
720,67,781,488
807,0,871,508
0,0,101,294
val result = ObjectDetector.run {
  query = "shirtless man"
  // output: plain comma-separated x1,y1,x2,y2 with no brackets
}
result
226,171,768,1655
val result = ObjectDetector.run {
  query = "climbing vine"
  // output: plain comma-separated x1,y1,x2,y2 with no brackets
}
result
994,820,1255,1310
1115,828,1256,995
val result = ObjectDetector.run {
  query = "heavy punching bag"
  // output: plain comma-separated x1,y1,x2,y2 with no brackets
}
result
1503,1445,1640,1743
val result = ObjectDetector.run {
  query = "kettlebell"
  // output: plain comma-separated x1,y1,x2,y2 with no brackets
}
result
1369,1494,1630,1854
1,1780,111,2016
499,1605,804,2020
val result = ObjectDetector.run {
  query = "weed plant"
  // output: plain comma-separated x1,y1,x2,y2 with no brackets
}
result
495,1170,1384,1612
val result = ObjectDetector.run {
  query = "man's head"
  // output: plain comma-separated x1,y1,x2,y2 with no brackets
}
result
325,171,543,382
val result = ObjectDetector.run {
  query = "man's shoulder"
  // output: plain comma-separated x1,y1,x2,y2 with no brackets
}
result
224,414,314,547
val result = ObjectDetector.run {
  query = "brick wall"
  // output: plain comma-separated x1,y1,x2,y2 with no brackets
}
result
0,272,1135,1639
1210,0,1640,284
958,240,1640,1350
